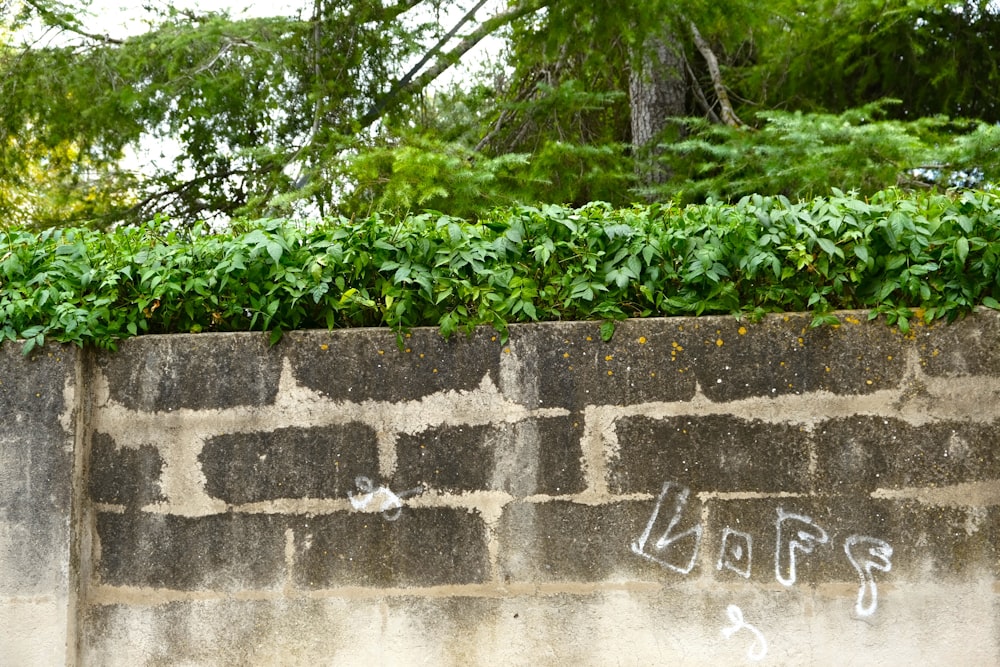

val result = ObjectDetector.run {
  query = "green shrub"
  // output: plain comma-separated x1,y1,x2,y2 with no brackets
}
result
3,188,1000,353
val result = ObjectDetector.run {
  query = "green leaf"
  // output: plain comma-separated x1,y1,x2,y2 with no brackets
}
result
599,320,616,342
956,237,970,264
816,237,841,257
266,241,283,264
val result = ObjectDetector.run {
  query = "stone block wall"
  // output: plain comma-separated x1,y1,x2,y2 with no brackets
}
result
2,312,999,665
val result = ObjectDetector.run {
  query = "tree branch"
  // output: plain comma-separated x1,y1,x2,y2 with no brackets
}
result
22,0,124,45
688,20,744,128
359,0,549,130
683,54,723,124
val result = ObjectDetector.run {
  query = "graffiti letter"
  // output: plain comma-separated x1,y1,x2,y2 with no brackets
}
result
721,604,768,661
717,527,753,579
630,481,703,574
775,508,829,586
844,535,893,617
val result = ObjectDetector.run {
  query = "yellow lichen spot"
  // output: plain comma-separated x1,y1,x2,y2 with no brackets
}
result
638,336,647,344
825,366,831,372
845,316,861,325
650,372,656,377
432,368,438,373
607,370,614,376
716,338,724,347
887,355,893,361
780,361,786,367
738,326,747,336
491,336,497,342
931,349,940,357
378,350,385,355
586,336,593,341
504,347,511,354
35,393,41,397
866,380,874,385
605,354,614,361
320,344,329,351
419,353,425,358
563,352,570,358
405,333,412,338
797,337,804,345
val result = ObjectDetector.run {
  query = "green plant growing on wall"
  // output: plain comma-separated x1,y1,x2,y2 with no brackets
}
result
2,189,1000,353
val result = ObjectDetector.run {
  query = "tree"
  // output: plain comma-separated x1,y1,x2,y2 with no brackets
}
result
747,0,1000,122
1,0,553,225
2,0,998,228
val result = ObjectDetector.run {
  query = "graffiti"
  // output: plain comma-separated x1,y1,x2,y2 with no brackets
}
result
632,481,894,617
630,481,703,574
775,509,829,587
347,476,424,521
721,604,768,662
717,527,753,579
844,535,893,618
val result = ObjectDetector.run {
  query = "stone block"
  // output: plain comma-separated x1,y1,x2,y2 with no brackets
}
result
282,328,502,403
95,332,284,411
89,433,166,508
813,417,1000,494
95,512,287,590
609,414,812,495
497,500,658,583
200,423,379,504
292,508,490,588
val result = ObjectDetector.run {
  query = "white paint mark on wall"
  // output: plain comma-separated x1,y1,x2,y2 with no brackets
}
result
630,482,702,574
347,476,423,522
844,535,893,617
775,508,829,587
721,604,767,661
717,528,753,579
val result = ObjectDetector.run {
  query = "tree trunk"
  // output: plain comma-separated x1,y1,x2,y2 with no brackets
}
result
629,31,687,187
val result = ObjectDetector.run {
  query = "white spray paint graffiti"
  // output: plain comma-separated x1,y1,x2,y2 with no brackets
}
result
632,481,894,618
844,535,893,617
774,508,830,587
347,476,424,521
721,604,768,662
717,527,753,579
630,481,703,574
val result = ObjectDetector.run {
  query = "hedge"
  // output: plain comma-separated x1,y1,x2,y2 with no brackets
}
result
2,188,1000,353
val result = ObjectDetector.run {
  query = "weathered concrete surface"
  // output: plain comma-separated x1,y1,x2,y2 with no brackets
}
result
3,310,1000,665
0,346,80,666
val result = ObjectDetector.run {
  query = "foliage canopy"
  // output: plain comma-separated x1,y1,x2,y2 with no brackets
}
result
2,0,999,227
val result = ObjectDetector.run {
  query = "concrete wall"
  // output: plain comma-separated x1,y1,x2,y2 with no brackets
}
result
2,311,999,665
